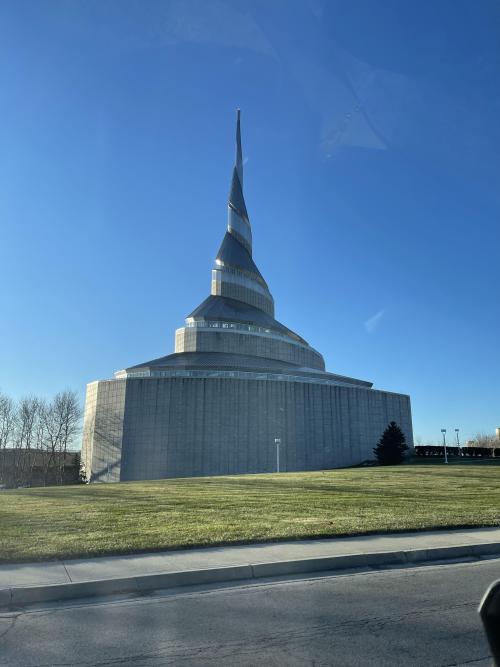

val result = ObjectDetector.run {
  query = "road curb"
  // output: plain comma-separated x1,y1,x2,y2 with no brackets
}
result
2,542,500,609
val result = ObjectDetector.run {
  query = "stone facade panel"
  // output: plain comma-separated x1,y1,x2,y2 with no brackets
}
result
175,327,324,370
85,377,413,482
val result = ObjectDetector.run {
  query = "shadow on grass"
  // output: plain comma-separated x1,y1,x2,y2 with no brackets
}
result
2,520,500,565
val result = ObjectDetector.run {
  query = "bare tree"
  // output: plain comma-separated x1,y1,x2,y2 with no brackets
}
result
473,433,496,449
0,392,15,484
40,391,82,484
58,390,82,481
15,396,42,486
0,389,83,487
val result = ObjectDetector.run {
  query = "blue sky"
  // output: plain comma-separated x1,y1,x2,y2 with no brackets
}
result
1,0,499,444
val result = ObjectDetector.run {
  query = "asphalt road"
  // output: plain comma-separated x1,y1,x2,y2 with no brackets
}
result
1,558,498,666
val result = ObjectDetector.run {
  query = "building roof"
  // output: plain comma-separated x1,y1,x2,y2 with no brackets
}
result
122,351,372,387
187,295,306,344
127,351,303,372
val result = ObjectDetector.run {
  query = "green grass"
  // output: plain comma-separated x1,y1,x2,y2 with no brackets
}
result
410,456,500,466
1,464,500,563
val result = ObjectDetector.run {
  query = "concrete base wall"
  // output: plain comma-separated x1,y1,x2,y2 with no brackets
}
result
82,380,126,482
83,377,413,482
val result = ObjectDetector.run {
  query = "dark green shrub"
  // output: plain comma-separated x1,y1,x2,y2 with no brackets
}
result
374,421,408,465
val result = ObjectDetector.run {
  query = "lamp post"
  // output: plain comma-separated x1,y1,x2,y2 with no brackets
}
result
455,428,460,457
274,438,281,473
441,429,448,464
267,407,285,473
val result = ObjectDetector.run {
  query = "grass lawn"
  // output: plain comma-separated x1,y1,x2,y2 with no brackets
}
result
1,464,500,563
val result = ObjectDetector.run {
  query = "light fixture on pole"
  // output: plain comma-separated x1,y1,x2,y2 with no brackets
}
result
441,429,448,464
274,438,281,473
455,428,460,456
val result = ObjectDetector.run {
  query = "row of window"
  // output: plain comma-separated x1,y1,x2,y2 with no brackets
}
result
183,319,313,352
119,369,364,389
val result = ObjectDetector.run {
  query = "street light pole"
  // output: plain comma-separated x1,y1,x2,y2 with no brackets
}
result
441,429,448,464
274,438,281,473
455,428,460,456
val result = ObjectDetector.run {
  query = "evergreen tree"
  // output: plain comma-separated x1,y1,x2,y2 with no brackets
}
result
373,421,408,465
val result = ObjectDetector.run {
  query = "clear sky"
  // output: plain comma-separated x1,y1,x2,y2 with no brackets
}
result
1,0,499,444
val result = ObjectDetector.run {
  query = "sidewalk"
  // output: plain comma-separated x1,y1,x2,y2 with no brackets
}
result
2,526,500,608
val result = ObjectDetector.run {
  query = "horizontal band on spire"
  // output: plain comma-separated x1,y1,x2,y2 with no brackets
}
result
215,232,264,282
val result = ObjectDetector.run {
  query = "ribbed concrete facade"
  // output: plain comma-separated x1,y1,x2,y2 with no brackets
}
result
82,111,413,482
84,377,412,482
174,326,325,370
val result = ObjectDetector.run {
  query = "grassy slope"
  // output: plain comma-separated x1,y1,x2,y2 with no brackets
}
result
1,464,500,563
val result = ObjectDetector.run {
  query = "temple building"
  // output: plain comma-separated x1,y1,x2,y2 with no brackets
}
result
82,112,413,482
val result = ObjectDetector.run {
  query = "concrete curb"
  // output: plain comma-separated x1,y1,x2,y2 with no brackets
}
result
2,542,500,609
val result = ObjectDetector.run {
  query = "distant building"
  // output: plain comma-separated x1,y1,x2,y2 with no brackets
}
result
0,449,80,488
82,112,413,482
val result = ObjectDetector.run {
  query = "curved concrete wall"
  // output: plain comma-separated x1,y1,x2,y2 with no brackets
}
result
175,327,325,370
83,376,413,482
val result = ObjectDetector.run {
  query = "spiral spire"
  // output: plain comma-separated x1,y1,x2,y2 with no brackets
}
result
211,110,275,317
